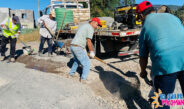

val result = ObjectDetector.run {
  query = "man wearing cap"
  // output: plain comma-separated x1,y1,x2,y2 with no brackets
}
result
68,17,102,83
0,16,21,62
38,10,56,57
137,1,184,108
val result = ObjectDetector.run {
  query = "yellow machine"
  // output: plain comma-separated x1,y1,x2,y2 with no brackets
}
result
114,4,142,29
100,20,107,29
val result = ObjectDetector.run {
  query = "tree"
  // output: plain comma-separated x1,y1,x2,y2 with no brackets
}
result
175,4,184,23
90,0,135,17
90,0,121,17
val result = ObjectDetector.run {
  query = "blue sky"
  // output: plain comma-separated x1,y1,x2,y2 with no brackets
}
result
0,0,184,21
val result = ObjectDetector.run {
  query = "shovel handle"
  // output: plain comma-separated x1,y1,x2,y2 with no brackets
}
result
87,53,106,64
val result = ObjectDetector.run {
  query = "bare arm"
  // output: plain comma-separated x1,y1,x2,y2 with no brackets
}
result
139,56,148,78
87,38,94,52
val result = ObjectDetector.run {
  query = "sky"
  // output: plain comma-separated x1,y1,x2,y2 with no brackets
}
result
0,0,184,21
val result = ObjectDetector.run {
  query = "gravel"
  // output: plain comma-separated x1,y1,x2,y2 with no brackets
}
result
0,41,183,109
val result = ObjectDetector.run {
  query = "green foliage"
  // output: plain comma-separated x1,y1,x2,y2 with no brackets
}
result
90,0,135,17
21,28,38,35
90,0,120,17
175,4,184,23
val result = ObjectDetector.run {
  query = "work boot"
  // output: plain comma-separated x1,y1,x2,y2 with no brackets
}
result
10,58,15,62
0,56,5,61
67,73,77,78
79,78,87,84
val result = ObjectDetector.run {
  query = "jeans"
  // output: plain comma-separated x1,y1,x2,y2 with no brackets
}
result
154,71,184,109
1,36,17,58
39,36,52,53
69,45,90,80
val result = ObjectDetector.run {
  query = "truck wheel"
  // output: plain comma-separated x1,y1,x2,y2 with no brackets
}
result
129,41,138,51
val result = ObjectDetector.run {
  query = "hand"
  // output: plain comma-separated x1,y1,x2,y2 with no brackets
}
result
1,24,4,28
89,51,95,58
140,70,148,79
1,25,8,30
43,23,47,28
15,34,19,38
17,31,21,35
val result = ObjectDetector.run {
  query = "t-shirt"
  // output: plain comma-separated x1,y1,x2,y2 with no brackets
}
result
37,15,56,38
139,13,184,76
71,23,94,48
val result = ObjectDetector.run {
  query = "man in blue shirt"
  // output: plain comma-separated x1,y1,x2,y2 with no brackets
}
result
137,1,184,109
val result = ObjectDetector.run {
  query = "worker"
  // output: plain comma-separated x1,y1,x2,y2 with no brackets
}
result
137,1,184,109
0,16,21,62
148,4,172,103
38,10,56,57
68,17,102,83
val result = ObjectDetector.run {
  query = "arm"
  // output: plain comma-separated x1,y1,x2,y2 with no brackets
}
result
139,28,149,78
17,23,21,34
87,38,94,52
37,16,44,24
87,38,95,58
1,18,8,29
139,56,148,78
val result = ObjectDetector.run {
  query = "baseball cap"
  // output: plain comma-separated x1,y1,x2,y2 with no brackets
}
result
136,1,153,13
91,17,102,27
12,16,20,24
50,10,56,17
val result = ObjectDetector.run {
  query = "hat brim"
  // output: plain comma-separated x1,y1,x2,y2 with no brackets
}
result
98,24,102,27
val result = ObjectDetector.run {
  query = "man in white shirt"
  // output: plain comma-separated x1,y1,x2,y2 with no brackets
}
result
38,11,56,57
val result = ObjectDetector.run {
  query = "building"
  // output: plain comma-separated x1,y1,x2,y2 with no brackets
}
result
0,8,35,29
10,9,35,28
0,8,10,23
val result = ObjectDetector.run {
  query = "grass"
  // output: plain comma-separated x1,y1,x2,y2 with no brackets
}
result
17,28,40,43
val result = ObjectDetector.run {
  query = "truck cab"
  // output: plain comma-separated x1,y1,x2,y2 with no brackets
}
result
43,0,90,24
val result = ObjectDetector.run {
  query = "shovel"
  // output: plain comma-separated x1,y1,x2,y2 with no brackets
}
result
18,38,35,55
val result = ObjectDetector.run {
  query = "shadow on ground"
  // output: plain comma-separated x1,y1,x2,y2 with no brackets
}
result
95,65,152,109
67,58,83,76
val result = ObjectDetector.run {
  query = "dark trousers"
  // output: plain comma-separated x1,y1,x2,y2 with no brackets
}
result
154,71,184,109
39,36,52,53
1,36,17,58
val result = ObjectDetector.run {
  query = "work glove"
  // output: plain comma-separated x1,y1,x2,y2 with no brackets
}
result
15,33,20,38
89,51,95,58
1,25,8,30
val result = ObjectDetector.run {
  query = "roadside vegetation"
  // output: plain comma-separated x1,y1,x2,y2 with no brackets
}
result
175,5,184,23
90,0,184,24
18,28,40,43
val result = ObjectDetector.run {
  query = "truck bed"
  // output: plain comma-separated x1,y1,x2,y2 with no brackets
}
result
59,28,141,37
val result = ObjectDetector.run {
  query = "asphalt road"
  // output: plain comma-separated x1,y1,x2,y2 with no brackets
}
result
0,62,112,109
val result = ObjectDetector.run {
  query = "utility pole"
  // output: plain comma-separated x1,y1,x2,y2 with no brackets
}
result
38,0,40,17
